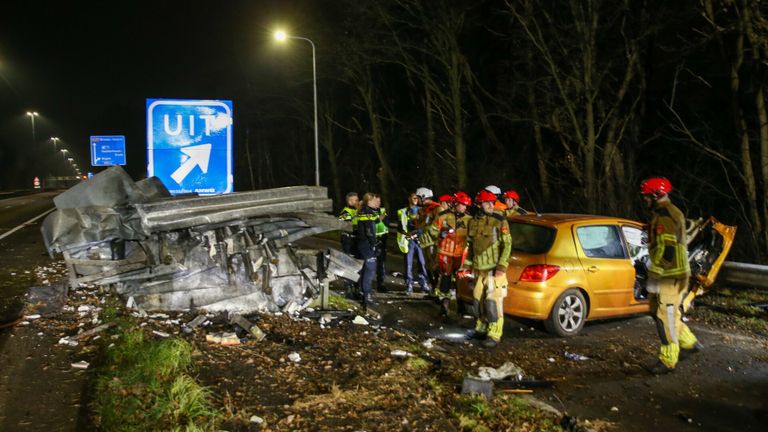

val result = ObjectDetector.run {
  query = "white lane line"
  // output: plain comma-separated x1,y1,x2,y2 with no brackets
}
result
0,208,56,241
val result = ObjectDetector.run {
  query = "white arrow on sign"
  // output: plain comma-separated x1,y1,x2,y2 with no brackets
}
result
171,143,212,185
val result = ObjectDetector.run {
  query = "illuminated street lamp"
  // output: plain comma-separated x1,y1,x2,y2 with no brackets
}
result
50,136,59,147
274,29,320,187
26,111,38,145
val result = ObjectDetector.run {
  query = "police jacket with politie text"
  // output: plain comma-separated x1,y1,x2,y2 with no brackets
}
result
354,205,379,260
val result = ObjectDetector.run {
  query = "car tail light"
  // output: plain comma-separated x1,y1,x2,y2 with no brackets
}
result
519,264,560,282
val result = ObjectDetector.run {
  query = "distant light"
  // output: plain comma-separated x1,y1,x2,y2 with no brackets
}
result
26,111,38,117
274,30,287,42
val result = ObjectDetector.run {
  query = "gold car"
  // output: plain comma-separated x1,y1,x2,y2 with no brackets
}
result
457,214,736,336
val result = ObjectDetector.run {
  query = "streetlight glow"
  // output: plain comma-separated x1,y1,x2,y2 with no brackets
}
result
273,30,320,186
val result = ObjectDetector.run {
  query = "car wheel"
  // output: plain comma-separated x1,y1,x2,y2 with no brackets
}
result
544,289,587,337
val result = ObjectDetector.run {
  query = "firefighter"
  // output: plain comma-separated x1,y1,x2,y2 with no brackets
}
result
438,194,454,212
416,187,440,290
373,203,389,292
484,185,507,213
354,193,382,307
502,190,528,217
338,192,360,256
396,193,430,295
640,177,702,374
459,189,512,348
430,191,472,317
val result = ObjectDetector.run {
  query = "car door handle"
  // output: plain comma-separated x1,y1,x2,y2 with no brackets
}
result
587,266,599,273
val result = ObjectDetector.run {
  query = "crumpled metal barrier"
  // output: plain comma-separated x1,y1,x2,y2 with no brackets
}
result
41,166,359,313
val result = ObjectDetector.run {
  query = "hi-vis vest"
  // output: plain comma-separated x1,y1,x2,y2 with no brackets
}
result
648,200,690,279
396,207,413,253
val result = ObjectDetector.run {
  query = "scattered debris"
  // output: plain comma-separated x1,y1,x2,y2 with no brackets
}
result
206,332,241,346
23,314,41,320
422,338,435,349
41,166,360,314
352,315,369,326
475,362,525,381
228,313,266,342
288,352,302,363
564,351,590,361
58,337,79,347
152,330,170,338
71,361,90,369
461,377,494,400
610,406,619,412
76,322,116,341
250,415,265,424
390,350,414,359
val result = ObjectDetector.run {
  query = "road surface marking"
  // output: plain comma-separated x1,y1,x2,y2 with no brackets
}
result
0,208,55,241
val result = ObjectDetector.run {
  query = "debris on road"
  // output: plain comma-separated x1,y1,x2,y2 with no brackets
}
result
564,351,590,361
352,315,369,325
41,166,361,314
287,352,302,363
205,332,241,346
228,313,266,342
71,361,90,369
476,361,525,381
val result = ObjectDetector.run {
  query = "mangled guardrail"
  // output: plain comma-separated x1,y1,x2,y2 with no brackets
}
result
41,166,360,313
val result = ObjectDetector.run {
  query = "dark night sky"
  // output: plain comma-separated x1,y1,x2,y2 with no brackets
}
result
0,0,318,188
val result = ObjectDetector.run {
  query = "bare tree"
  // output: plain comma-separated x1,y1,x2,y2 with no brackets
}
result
509,0,648,214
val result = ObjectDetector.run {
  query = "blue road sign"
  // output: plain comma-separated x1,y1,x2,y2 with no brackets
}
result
146,99,233,195
90,135,127,166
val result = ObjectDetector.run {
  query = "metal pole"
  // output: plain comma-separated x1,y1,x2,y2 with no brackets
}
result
311,39,319,187
30,115,36,146
291,36,320,187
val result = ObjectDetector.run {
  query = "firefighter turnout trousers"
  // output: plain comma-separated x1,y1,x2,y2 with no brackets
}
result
472,271,508,342
649,276,698,368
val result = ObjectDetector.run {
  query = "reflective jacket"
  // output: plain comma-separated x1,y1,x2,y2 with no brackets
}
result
374,207,388,238
503,207,528,218
338,206,357,221
354,206,379,260
396,206,420,253
429,209,471,258
648,200,690,279
464,212,512,272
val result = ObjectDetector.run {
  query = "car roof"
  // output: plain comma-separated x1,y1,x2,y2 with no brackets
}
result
509,213,641,226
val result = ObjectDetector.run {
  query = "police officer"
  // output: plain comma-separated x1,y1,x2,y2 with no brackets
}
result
373,203,389,292
640,177,702,374
354,193,382,307
459,189,512,348
338,192,360,256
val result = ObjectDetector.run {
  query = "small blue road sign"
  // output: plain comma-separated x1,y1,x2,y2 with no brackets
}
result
146,99,233,195
90,135,127,166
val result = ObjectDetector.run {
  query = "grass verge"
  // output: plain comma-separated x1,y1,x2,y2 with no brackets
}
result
691,287,768,336
452,394,563,432
93,328,219,431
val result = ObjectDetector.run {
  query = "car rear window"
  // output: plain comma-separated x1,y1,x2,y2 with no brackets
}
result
510,222,556,254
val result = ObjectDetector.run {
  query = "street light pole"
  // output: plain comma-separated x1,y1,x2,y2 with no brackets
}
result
274,32,320,187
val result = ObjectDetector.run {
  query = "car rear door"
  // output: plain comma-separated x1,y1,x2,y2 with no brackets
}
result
572,223,636,318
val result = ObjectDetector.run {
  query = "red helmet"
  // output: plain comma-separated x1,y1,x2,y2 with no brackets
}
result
640,177,673,198
503,190,520,202
438,194,454,204
475,189,497,203
453,191,472,206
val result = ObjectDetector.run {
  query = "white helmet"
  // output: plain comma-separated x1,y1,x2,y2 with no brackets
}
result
415,187,434,200
484,185,501,196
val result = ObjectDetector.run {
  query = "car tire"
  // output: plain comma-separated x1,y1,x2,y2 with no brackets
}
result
544,288,587,337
